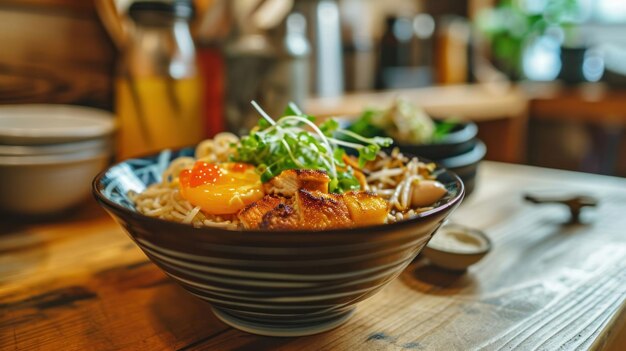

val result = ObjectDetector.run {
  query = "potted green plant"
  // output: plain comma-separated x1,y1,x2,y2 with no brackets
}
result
476,0,583,80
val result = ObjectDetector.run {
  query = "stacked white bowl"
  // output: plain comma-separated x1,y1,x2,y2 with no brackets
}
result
0,105,115,215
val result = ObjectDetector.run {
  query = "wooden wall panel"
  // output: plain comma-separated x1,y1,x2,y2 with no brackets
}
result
0,0,116,110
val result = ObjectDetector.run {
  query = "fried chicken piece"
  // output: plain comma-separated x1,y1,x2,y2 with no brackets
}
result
342,191,389,226
264,169,330,196
238,195,285,229
256,189,387,230
259,203,300,230
294,189,352,230
241,167,389,230
255,190,352,231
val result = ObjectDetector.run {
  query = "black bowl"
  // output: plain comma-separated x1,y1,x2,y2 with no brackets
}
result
393,120,478,160
430,139,486,197
92,147,464,336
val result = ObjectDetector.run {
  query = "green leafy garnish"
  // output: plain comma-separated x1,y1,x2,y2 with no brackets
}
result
347,100,459,144
319,118,340,137
346,109,385,139
433,119,458,141
233,101,392,193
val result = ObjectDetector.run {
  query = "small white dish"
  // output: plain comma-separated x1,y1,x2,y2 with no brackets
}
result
0,104,115,145
422,223,491,271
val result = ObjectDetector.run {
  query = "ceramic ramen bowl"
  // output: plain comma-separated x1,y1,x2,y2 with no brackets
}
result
93,148,464,337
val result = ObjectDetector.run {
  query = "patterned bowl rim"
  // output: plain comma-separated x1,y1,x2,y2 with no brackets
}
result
92,148,465,237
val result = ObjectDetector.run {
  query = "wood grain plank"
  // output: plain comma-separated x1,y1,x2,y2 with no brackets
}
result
0,0,96,14
0,1,115,109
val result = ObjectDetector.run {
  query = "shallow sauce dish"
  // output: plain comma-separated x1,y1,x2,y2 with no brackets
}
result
422,223,491,271
93,148,464,336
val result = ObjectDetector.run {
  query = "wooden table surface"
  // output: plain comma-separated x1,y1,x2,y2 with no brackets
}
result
1,162,625,350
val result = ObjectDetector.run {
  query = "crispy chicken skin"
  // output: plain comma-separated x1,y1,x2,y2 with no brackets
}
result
253,189,388,230
238,195,285,229
293,189,353,230
259,203,300,230
241,169,388,230
263,169,330,196
342,191,389,226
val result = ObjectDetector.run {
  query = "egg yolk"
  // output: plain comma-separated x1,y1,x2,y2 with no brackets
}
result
179,162,264,215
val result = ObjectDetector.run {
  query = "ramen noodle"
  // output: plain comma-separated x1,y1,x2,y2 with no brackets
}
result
130,131,446,229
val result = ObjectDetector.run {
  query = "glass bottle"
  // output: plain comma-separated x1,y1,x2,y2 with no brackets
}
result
116,0,203,159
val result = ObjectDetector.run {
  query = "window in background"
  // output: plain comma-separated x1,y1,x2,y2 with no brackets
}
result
594,0,626,23
478,0,626,82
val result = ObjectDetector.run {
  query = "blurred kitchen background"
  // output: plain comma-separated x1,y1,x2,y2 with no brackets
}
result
2,0,626,176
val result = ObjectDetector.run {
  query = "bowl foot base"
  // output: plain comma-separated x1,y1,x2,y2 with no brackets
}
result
211,307,356,337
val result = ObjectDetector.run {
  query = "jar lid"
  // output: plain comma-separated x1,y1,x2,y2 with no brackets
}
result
0,105,116,145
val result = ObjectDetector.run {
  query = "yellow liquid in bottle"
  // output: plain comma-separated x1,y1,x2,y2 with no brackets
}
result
115,76,203,160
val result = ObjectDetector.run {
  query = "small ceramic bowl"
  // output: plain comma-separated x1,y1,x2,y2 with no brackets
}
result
394,120,478,160
434,140,486,197
342,118,484,197
0,149,111,215
93,148,465,337
0,104,115,215
0,138,111,157
0,104,115,145
422,223,491,271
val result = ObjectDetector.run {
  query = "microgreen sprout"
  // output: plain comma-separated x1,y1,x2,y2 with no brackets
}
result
235,101,392,193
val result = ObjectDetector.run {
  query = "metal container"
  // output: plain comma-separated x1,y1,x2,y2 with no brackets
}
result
224,10,310,134
294,0,344,97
